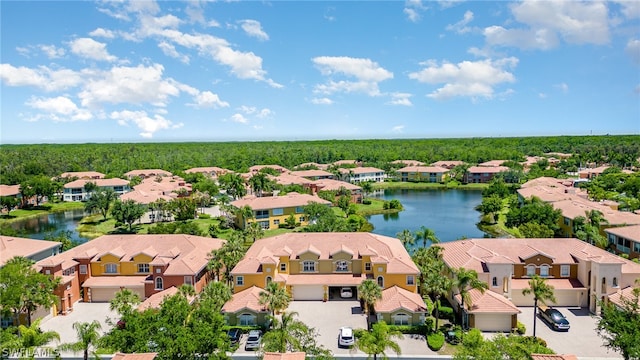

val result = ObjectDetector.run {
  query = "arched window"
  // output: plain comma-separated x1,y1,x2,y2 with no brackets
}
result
526,264,536,276
377,276,384,288
266,276,272,287
540,265,550,277
155,277,164,290
613,277,618,287
492,277,498,287
393,313,410,325
239,313,256,326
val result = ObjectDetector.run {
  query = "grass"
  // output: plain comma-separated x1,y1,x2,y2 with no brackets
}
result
476,196,518,238
0,201,85,222
355,198,402,216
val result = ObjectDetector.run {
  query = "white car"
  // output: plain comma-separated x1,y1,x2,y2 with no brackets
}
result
338,327,354,348
340,287,353,298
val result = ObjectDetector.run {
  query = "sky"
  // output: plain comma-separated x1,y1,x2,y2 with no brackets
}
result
1,0,639,144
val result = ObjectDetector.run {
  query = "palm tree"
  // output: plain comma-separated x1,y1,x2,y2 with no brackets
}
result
59,321,102,360
421,259,452,333
109,289,141,317
259,281,291,317
263,311,303,352
522,275,556,338
14,319,59,352
244,221,264,243
208,231,246,286
361,181,373,199
358,279,382,328
234,205,254,229
396,229,415,252
414,226,439,248
453,267,488,329
249,172,273,197
354,321,402,360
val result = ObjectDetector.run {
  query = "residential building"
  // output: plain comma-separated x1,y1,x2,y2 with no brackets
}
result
0,236,62,266
578,166,610,179
63,178,131,201
220,286,269,327
263,353,306,360
438,238,640,325
0,184,25,208
137,286,195,312
132,176,191,197
516,185,581,204
338,167,386,183
59,171,105,180
111,353,158,360
607,286,640,312
184,166,231,178
249,165,290,174
552,198,640,238
290,169,334,180
124,169,172,180
478,160,507,167
36,234,224,315
462,166,509,184
295,162,329,170
271,173,314,188
605,225,640,259
520,177,574,189
333,160,359,167
230,192,331,230
391,160,425,167
430,160,465,169
376,286,428,326
312,179,363,203
397,166,449,183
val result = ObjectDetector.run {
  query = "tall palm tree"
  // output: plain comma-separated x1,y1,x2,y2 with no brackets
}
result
354,321,402,360
234,205,255,229
358,279,382,328
109,289,141,317
522,275,556,338
259,282,291,317
421,259,452,333
59,321,102,360
396,229,415,253
453,267,488,329
249,172,272,197
263,311,303,352
209,231,247,286
415,226,440,248
361,181,373,199
245,221,264,243
14,319,59,352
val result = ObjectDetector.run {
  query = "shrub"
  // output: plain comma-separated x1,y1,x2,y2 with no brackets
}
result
362,198,372,205
437,306,454,320
388,324,428,335
427,332,445,351
515,321,526,335
424,317,435,334
197,213,211,219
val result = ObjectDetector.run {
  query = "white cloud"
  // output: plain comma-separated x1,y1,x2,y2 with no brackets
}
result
312,56,393,96
39,45,65,58
613,0,640,20
0,64,82,91
387,93,413,106
555,82,569,93
311,97,333,105
404,0,426,22
25,96,92,122
89,28,116,39
191,91,229,108
626,39,640,65
538,92,547,99
230,113,248,123
256,108,273,118
484,0,610,50
110,110,180,138
158,41,190,63
408,57,518,100
446,10,474,34
69,38,117,62
392,125,405,133
238,19,269,41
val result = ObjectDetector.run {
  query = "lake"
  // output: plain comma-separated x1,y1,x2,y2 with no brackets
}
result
5,208,91,243
367,189,488,244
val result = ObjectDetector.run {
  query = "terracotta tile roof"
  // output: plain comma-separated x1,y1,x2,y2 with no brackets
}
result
64,178,129,188
184,167,230,175
0,184,21,197
578,166,610,176
376,286,427,313
296,162,329,170
454,288,520,314
36,235,224,276
82,276,148,287
431,160,465,167
521,177,573,189
531,355,578,360
133,176,191,195
313,179,361,191
60,171,105,179
511,278,586,291
221,286,267,313
124,169,172,177
249,165,290,173
263,352,306,360
0,236,61,266
392,160,425,166
517,186,581,203
232,232,418,275
551,199,640,225
466,166,510,174
111,353,158,360
230,192,330,210
478,160,507,167
333,160,358,166
137,287,189,311
271,173,314,186
607,286,640,311
397,166,449,174
604,225,640,242
339,167,384,175
120,190,175,204
438,238,640,276
284,274,365,285
290,169,334,178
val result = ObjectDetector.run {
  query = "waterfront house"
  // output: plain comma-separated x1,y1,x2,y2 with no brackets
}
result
338,167,386,183
462,166,509,184
552,198,640,238
0,184,27,208
397,166,449,183
312,179,363,203
0,236,62,266
63,178,131,202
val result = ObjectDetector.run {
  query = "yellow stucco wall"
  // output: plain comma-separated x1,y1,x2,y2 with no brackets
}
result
90,253,153,276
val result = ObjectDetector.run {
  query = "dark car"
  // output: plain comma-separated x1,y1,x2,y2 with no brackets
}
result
539,308,570,331
227,328,242,346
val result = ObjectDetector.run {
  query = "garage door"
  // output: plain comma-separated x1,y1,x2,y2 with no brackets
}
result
292,285,324,300
512,290,580,307
474,313,513,332
90,286,145,302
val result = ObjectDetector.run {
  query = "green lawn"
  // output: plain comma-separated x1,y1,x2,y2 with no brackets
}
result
1,201,85,222
355,198,402,216
477,196,518,238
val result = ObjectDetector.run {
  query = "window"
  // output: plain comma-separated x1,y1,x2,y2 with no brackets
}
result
44,269,51,275
613,277,618,287
156,268,162,273
302,261,316,272
137,264,150,273
63,267,75,276
272,208,284,216
184,276,193,286
299,216,305,222
295,206,304,213
256,210,269,219
492,277,498,287
266,276,272,286
280,263,287,272
105,263,118,274
634,242,640,253
564,217,571,226
526,265,535,276
79,265,87,274
336,260,348,272
239,314,256,326
236,276,244,286
259,221,269,230
407,275,415,285
560,265,570,277
155,277,164,290
377,276,384,287
274,219,280,226
393,313,410,326
540,265,549,277
365,263,372,271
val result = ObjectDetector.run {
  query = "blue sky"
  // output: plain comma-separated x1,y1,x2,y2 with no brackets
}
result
1,0,639,144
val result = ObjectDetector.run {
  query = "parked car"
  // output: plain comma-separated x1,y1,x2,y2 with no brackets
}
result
340,287,353,298
227,328,242,346
539,307,570,331
244,330,263,350
338,327,354,347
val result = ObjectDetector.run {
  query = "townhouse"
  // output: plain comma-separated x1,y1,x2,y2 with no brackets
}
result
605,225,640,259
184,166,231,178
59,171,105,180
312,179,363,203
552,198,640,238
36,234,224,315
397,166,449,183
226,232,426,326
438,238,640,331
0,236,62,266
462,166,509,184
124,169,173,180
430,160,465,169
339,167,386,183
289,169,334,180
230,192,331,230
63,178,131,201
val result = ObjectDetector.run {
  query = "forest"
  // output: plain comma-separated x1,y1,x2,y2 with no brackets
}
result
1,135,639,185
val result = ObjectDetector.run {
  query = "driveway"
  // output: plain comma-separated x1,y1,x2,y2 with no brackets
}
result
517,307,622,359
40,302,117,347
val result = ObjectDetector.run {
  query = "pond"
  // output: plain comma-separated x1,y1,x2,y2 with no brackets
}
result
367,189,488,245
5,208,91,243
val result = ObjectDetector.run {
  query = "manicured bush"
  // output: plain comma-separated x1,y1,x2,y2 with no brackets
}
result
362,199,372,205
197,213,211,219
388,324,428,335
516,321,526,335
424,317,435,334
437,306,454,320
427,332,445,351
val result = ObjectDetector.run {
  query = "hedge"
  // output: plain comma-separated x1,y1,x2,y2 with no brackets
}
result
427,332,445,351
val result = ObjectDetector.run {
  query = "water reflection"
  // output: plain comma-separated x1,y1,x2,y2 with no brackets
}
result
8,209,90,243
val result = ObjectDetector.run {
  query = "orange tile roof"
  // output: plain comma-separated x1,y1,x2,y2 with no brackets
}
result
339,167,384,175
392,160,425,166
454,288,520,314
184,167,230,175
111,353,158,360
551,199,640,225
520,177,572,188
431,160,465,167
333,160,358,166
296,162,329,170
607,286,640,310
60,171,105,179
604,225,640,242
230,192,330,210
120,190,175,204
249,165,290,173
313,179,361,191
376,286,427,313
271,173,314,186
397,166,449,173
263,352,306,360
0,184,21,197
124,169,172,177
517,185,580,203
466,166,510,174
64,178,129,188
0,236,61,266
531,355,578,360
221,286,267,313
137,287,193,311
478,160,507,167
290,169,334,178
232,232,418,275
133,176,191,194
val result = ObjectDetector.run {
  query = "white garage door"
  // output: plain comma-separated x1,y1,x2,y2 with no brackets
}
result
474,313,513,332
90,286,145,302
292,285,324,300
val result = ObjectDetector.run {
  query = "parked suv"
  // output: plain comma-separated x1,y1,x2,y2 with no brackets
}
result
338,327,354,348
539,308,570,331
244,330,263,351
227,328,242,346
